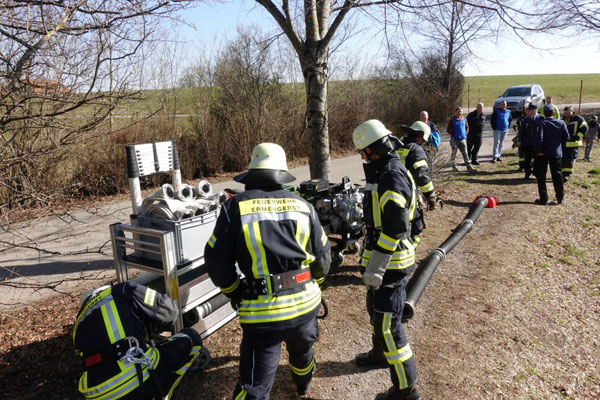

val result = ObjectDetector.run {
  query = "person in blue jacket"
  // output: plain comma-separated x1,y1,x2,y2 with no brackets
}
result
490,101,512,163
446,107,474,172
534,104,570,205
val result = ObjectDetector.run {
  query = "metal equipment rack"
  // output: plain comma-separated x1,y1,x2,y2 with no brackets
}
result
109,140,236,339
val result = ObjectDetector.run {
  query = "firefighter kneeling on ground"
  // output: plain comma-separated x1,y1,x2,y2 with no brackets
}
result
204,143,331,400
353,120,421,400
73,281,203,400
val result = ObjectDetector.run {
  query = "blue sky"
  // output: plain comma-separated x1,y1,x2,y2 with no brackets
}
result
176,1,600,77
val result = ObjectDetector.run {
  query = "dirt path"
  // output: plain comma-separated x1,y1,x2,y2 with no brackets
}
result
1,150,599,400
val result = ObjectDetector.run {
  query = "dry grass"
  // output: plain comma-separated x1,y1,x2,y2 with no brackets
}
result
1,150,599,399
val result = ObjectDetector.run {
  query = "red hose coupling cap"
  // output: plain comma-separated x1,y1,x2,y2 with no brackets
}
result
474,195,498,208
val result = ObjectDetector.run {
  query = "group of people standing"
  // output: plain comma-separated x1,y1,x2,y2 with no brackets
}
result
515,100,594,205
442,101,513,171
428,96,598,205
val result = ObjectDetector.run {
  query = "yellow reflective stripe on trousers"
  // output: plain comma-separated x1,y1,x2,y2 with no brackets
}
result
238,281,321,324
385,343,413,364
289,355,315,376
418,181,434,194
381,312,409,389
235,388,248,400
413,160,427,169
100,301,125,344
242,221,271,293
562,167,574,172
380,190,407,209
565,140,582,147
221,276,241,294
376,232,400,252
79,348,159,399
163,346,201,400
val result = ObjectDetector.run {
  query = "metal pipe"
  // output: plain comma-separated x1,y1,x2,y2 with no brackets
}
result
403,196,490,321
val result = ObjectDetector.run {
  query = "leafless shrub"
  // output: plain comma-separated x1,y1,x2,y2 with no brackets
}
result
0,0,188,214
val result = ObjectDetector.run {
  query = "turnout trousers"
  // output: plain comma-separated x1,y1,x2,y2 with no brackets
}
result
366,279,418,390
233,317,318,400
121,328,202,400
561,146,578,180
534,155,564,204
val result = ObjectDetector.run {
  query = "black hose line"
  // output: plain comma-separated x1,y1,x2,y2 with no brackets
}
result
403,197,489,322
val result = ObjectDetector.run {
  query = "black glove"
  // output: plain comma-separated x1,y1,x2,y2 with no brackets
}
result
427,195,437,210
230,296,242,311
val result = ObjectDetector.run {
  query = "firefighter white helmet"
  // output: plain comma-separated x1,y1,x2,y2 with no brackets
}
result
352,119,392,150
234,143,296,185
401,121,431,142
248,143,289,171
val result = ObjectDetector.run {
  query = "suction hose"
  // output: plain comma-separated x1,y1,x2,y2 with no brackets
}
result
402,195,497,322
182,293,231,327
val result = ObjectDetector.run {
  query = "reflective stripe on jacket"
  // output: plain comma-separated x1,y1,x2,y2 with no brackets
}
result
361,153,416,284
205,186,330,332
397,140,434,197
562,114,588,147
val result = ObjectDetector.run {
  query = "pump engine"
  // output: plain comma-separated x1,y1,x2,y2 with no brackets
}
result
297,176,364,266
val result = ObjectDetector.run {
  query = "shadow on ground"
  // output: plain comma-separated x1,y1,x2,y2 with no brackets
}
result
0,260,111,279
0,330,81,400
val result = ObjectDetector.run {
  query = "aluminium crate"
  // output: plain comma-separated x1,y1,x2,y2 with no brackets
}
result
132,209,218,265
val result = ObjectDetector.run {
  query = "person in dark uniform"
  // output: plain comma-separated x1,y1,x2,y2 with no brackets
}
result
534,104,570,205
466,103,485,165
561,106,588,182
512,104,528,172
396,120,437,248
518,103,543,179
73,282,202,400
204,143,331,400
352,120,421,400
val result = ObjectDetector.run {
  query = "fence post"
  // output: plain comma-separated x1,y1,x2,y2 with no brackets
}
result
578,80,583,114
467,84,470,112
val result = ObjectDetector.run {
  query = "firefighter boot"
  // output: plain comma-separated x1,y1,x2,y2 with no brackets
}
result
374,386,421,400
354,348,388,369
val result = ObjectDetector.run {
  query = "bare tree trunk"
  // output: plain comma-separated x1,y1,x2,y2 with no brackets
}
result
301,48,330,180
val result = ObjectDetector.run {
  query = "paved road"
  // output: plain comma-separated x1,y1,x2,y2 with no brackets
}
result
0,124,522,307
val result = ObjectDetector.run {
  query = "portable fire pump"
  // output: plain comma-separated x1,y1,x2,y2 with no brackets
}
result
296,176,365,266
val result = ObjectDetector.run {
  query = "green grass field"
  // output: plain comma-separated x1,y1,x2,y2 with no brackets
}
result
463,74,600,109
107,73,600,116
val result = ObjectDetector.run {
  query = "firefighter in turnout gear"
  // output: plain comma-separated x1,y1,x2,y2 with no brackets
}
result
204,143,331,400
561,106,588,181
397,121,436,248
73,282,203,400
353,120,421,400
